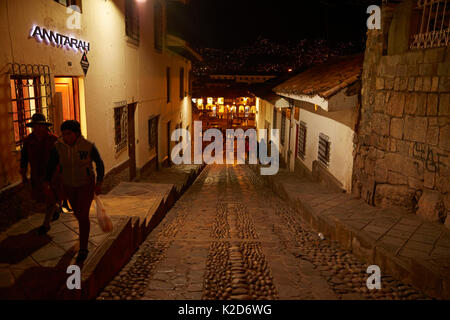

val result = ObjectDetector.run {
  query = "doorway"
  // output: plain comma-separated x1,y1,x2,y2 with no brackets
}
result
55,77,80,121
54,77,80,135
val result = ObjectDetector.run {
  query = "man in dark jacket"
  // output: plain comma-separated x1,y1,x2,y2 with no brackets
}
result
20,113,62,234
44,120,104,263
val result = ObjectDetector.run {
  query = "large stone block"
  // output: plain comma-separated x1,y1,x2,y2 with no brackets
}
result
427,126,439,146
424,170,436,189
387,171,408,185
372,113,390,136
374,92,386,112
439,93,450,116
390,118,404,139
374,184,416,210
397,64,408,77
431,77,440,92
387,92,405,117
405,51,424,65
404,116,428,143
439,125,450,151
415,77,423,91
416,190,446,223
416,93,428,115
423,77,432,91
439,76,450,92
427,93,439,116
424,47,446,64
437,62,450,76
386,152,424,180
375,158,388,183
419,63,435,76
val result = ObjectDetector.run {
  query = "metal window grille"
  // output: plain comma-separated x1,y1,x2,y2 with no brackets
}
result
148,116,159,149
318,133,331,166
281,109,286,146
9,64,53,151
410,0,450,49
126,0,140,45
114,102,128,153
180,67,185,99
297,121,307,160
154,0,163,51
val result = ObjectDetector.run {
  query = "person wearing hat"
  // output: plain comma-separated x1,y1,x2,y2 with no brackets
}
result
20,113,63,234
44,120,105,263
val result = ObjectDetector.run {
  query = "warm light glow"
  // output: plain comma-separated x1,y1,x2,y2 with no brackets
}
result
207,97,213,105
192,98,197,104
315,104,318,111
198,98,203,105
288,68,293,72
218,97,224,105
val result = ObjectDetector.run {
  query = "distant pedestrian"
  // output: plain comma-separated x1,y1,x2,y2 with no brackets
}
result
20,113,63,234
44,120,104,263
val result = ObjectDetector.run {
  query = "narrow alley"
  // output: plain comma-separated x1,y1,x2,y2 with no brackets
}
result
98,164,429,301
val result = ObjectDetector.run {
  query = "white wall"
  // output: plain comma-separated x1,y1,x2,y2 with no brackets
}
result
295,108,356,191
0,0,192,187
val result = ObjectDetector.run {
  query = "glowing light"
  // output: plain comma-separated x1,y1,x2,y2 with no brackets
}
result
218,97,224,105
207,97,213,105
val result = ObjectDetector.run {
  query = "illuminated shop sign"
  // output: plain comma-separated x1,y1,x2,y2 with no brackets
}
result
30,25,90,52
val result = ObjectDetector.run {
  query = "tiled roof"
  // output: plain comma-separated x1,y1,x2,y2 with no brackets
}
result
274,54,364,99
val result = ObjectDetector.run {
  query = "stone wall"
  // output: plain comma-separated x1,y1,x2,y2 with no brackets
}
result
352,5,450,227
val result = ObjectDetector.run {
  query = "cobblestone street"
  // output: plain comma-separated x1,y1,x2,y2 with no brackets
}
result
98,164,430,300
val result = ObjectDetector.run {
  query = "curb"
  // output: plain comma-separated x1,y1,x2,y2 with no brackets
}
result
251,165,450,299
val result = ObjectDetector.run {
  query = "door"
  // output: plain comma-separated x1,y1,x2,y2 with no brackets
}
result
55,77,80,135
128,102,137,180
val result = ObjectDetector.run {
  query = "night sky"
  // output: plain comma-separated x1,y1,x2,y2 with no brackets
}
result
168,0,379,49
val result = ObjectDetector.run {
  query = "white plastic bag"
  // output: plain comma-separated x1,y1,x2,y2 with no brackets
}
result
94,195,113,233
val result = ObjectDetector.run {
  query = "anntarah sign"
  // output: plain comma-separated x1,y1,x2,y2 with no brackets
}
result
80,52,89,76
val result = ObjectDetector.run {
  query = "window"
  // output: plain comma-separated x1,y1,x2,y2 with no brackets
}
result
180,67,185,99
318,133,331,166
148,116,159,149
166,67,171,103
154,0,163,51
410,0,450,49
9,64,52,150
114,102,128,153
297,122,307,160
281,109,286,146
54,0,82,11
125,0,139,45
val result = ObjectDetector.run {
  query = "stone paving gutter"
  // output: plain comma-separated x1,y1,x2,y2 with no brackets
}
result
251,165,450,299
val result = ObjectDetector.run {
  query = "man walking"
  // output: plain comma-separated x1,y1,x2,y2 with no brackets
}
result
44,120,104,263
20,113,62,235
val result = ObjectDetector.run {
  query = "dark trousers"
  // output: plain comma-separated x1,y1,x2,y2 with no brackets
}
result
64,181,95,251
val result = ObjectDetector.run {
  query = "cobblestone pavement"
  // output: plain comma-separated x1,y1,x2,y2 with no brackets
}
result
98,164,430,300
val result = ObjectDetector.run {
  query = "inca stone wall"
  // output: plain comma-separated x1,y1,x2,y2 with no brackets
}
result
352,13,450,227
